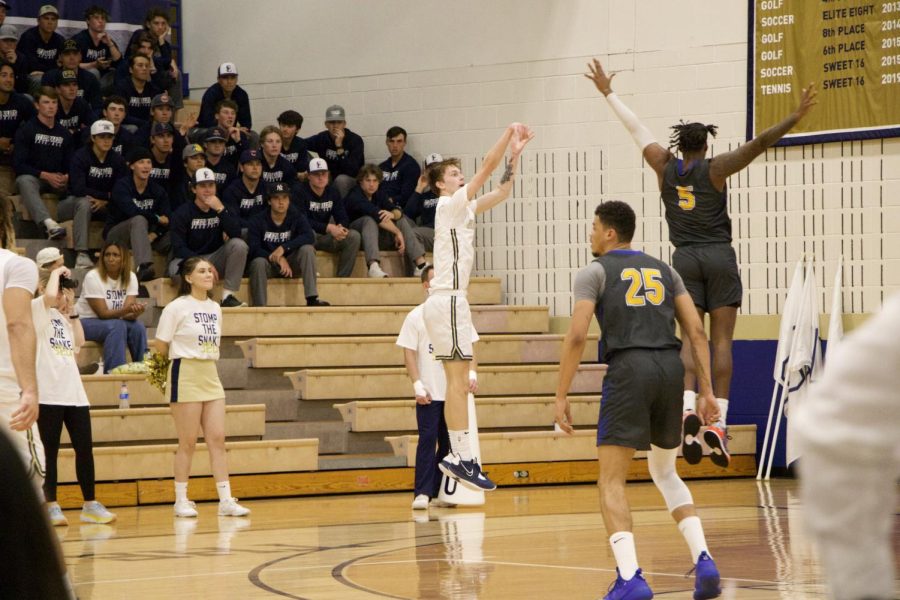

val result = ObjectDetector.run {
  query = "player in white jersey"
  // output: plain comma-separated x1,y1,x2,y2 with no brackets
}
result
796,293,900,600
423,123,533,491
0,246,43,483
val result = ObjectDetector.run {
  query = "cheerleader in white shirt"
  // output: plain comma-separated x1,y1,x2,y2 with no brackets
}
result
154,257,249,518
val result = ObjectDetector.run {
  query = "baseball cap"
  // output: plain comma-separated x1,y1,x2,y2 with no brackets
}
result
309,157,328,172
0,25,17,42
205,127,226,142
90,120,114,136
424,153,444,166
217,62,238,77
57,69,77,84
151,122,174,137
126,146,152,164
325,105,345,122
151,93,173,109
38,5,58,16
182,143,204,159
61,39,80,54
239,149,261,164
193,167,216,185
35,247,62,267
268,182,291,197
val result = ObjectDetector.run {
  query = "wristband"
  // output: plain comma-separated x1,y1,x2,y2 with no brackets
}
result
469,370,477,382
69,315,79,320
413,380,427,397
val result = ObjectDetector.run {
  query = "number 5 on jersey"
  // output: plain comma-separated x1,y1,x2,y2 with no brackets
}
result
676,185,695,211
621,268,665,306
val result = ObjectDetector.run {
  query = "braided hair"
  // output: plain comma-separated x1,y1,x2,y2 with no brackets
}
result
668,120,718,154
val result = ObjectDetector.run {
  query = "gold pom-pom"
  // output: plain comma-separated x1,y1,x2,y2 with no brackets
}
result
144,351,170,394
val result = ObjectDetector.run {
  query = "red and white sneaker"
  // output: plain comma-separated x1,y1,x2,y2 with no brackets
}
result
682,411,703,465
704,425,731,468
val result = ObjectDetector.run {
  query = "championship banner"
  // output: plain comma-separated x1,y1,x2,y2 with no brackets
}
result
747,0,900,145
4,1,171,52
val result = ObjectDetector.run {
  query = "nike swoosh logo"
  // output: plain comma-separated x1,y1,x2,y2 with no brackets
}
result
462,464,474,476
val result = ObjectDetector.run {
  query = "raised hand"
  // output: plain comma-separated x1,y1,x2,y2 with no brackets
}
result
584,58,616,96
510,124,535,157
795,82,818,121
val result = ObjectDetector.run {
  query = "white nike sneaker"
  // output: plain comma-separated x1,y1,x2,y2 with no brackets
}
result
411,494,429,510
174,499,198,518
218,497,251,517
368,261,389,278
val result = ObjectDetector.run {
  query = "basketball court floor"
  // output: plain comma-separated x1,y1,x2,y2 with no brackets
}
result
59,478,896,599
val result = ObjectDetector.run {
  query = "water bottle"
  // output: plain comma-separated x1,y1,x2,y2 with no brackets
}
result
118,382,130,409
97,359,104,375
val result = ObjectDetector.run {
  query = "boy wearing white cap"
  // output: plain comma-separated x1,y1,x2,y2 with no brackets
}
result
66,120,128,268
168,167,249,307
198,62,252,132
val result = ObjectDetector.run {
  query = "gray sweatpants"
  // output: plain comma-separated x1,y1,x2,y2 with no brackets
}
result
248,245,317,306
56,196,92,252
168,238,249,292
349,215,425,270
413,226,435,252
313,230,360,278
16,174,65,227
106,215,171,266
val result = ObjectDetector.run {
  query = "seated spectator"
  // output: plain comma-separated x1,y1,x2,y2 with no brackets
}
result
204,99,250,163
259,125,298,192
75,241,147,370
67,120,127,268
115,31,151,85
42,39,101,111
126,8,181,108
17,5,64,95
248,182,329,307
170,143,206,211
13,86,72,240
404,153,443,251
379,126,420,209
0,62,35,201
106,147,171,282
168,167,249,307
148,122,182,198
72,5,121,95
222,148,264,234
114,53,161,127
199,62,251,130
53,70,92,148
306,105,364,198
136,93,187,155
0,25,31,95
298,158,360,278
94,95,136,156
345,163,428,278
202,125,237,191
278,110,310,180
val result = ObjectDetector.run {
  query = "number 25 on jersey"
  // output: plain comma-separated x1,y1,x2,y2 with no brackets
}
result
621,268,665,306
676,185,695,211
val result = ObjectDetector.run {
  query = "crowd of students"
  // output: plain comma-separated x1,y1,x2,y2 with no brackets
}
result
0,4,445,310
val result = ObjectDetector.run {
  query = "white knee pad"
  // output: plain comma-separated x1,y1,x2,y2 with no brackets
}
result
648,445,693,512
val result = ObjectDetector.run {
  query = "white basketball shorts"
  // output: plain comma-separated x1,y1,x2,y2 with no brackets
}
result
423,293,474,361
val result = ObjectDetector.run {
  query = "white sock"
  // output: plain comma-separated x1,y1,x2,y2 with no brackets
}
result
715,398,729,428
222,290,233,300
677,516,710,564
449,429,473,461
174,480,188,503
216,480,232,502
609,531,638,580
43,218,57,229
683,390,696,412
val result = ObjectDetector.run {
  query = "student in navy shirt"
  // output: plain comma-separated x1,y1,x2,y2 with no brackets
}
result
0,62,35,180
222,148,265,234
297,158,360,278
114,54,160,127
203,126,238,191
0,25,33,95
379,126,421,209
247,182,329,307
148,122,182,199
198,62,252,130
54,70,93,149
18,5,64,94
278,110,310,180
208,100,249,165
168,167,249,308
259,126,298,195
170,143,206,212
126,8,181,108
41,39,102,111
96,95,135,157
14,86,72,240
68,120,127,268
72,5,122,94
136,94,187,156
403,152,443,251
106,146,171,282
306,105,364,198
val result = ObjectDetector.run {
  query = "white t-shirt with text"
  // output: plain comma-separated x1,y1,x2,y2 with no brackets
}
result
155,295,222,360
32,298,88,407
75,270,139,319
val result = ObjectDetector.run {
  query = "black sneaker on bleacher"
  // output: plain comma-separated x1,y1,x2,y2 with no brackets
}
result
307,298,331,307
136,264,156,282
220,295,247,308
